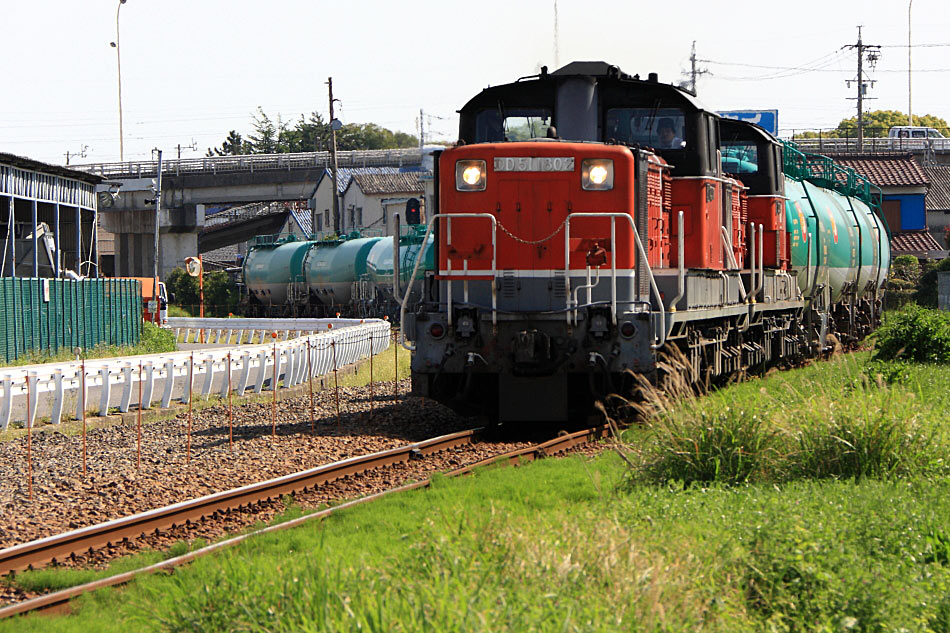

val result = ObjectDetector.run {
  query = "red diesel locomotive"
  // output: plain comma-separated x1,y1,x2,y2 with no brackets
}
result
400,61,890,423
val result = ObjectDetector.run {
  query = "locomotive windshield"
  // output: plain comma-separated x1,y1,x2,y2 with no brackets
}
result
475,107,553,142
605,108,687,149
721,141,759,175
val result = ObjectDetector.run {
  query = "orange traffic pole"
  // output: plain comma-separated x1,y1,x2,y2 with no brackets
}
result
25,376,33,501
332,340,340,424
81,357,87,478
307,338,315,432
227,352,233,451
137,361,143,471
187,351,194,464
271,333,278,439
369,333,375,416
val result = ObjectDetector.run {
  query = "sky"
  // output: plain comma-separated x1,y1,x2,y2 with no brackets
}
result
4,0,950,166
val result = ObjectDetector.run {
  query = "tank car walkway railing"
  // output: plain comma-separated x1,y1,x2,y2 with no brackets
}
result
0,318,390,431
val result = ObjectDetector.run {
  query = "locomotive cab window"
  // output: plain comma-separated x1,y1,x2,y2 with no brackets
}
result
474,108,553,142
605,108,687,150
721,142,759,175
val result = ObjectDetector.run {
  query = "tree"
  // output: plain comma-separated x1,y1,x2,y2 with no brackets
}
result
208,108,418,155
794,110,950,139
206,130,249,157
336,122,418,151
280,112,332,153
246,107,291,154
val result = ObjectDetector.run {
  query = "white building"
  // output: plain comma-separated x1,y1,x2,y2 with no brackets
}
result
342,172,424,236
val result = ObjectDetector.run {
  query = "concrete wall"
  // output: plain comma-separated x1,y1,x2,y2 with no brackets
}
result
928,210,950,249
105,204,204,278
339,187,424,237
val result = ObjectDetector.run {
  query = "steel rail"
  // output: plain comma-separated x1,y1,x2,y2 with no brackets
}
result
0,429,477,577
0,424,608,620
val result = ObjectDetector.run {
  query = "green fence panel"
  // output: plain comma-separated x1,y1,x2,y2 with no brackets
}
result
0,278,143,363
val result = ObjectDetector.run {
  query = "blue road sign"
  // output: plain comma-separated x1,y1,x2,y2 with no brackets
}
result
717,110,779,136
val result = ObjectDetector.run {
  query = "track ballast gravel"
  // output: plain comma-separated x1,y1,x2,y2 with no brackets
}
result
0,381,485,550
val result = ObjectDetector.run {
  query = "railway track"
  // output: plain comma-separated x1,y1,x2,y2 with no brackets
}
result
0,424,607,620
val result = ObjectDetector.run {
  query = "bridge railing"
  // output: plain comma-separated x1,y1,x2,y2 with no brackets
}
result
71,148,426,179
786,137,950,153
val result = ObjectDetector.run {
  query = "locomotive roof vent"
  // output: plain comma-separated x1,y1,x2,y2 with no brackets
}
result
648,72,659,83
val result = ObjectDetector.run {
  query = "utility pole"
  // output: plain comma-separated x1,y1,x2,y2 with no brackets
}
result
844,26,880,151
65,145,89,166
111,0,128,162
419,108,425,149
327,77,341,234
908,0,914,126
681,41,709,94
553,0,559,69
176,140,197,160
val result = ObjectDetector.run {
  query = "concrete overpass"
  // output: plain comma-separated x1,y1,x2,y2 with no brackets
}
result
72,148,426,277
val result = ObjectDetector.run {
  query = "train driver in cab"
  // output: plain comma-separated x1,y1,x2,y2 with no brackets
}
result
657,117,684,149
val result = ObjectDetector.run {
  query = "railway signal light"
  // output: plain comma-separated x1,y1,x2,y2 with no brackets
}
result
405,198,421,225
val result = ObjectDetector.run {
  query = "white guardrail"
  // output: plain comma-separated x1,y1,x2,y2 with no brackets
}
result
0,318,391,431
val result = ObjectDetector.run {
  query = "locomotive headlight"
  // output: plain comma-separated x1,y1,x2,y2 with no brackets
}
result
581,159,614,191
456,160,487,191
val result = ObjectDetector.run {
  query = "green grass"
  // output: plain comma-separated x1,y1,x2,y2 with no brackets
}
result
5,354,950,631
5,453,950,631
338,338,411,388
3,322,177,368
165,304,194,318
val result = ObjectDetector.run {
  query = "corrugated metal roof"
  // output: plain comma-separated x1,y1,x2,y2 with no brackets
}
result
349,172,424,195
827,154,929,188
0,152,104,184
924,165,950,211
318,166,423,194
891,230,949,257
290,208,313,236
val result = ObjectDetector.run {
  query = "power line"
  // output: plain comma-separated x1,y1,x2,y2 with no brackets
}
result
700,48,854,81
880,42,950,48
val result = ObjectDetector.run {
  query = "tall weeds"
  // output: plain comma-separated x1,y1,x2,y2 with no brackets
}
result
612,353,948,487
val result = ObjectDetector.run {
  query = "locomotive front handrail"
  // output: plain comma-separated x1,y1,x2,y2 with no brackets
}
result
563,212,667,349
399,213,498,351
400,211,668,350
